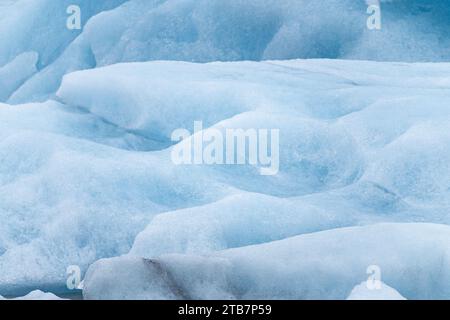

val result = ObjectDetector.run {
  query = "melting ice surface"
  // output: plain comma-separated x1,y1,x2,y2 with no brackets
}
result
0,0,449,299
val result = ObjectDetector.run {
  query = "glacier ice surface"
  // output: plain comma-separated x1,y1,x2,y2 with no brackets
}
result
0,58,450,297
1,0,450,299
83,223,450,300
5,0,450,103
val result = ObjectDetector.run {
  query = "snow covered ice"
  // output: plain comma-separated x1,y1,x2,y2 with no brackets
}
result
0,0,449,300
346,282,406,300
0,290,66,300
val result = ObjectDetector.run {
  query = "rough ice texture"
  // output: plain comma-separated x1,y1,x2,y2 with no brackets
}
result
1,0,450,299
0,58,450,297
3,0,450,103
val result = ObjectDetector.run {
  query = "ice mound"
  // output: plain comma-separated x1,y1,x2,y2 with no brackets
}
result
0,290,66,300
0,128,233,295
5,0,450,103
0,58,449,297
56,59,450,204
83,223,450,300
346,282,406,300
130,192,359,257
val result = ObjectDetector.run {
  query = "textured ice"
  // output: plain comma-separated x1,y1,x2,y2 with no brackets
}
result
0,0,128,103
0,58,450,297
1,0,450,299
5,0,450,103
83,223,450,300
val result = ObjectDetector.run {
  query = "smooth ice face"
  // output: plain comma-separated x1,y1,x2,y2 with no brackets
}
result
346,282,406,300
0,0,127,103
0,0,127,67
83,223,450,300
0,52,38,101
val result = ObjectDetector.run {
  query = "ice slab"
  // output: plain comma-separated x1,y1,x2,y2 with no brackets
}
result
83,223,450,300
